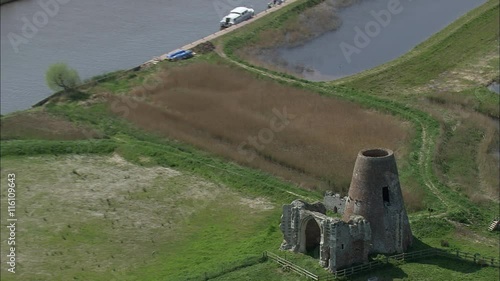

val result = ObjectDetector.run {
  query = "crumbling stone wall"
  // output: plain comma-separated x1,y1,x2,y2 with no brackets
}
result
280,200,326,253
323,191,347,214
280,200,371,271
326,215,371,271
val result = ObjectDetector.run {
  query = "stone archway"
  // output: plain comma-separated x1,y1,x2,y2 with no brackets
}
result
304,218,321,257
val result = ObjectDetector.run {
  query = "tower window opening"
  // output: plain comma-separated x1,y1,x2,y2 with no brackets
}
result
383,186,390,205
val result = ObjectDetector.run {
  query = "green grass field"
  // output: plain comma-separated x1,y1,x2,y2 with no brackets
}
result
0,155,284,281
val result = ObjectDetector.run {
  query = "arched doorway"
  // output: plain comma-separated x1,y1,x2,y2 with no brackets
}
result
304,218,321,258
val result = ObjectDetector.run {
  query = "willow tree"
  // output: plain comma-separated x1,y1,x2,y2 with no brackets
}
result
45,63,81,92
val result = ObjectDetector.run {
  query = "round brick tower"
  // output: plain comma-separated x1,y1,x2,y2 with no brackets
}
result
342,148,412,254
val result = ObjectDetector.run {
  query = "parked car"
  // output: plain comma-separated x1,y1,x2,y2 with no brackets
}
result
268,0,285,9
166,49,194,61
220,7,255,29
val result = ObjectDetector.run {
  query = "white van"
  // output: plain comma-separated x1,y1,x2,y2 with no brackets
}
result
220,7,255,28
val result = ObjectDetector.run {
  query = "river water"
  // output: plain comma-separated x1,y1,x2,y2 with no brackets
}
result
0,0,269,114
277,0,487,81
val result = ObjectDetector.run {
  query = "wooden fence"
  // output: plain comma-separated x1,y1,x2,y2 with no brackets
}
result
436,249,499,267
264,251,320,280
266,248,499,280
332,248,499,279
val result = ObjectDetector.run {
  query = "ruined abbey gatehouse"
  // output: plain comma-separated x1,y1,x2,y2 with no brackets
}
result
280,148,413,271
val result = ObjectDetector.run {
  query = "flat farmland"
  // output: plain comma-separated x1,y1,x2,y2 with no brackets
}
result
0,154,280,281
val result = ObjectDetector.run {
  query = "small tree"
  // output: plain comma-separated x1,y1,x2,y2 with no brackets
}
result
45,63,81,92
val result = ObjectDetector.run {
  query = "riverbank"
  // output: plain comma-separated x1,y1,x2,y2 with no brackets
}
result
31,0,302,112
0,0,271,114
223,0,361,75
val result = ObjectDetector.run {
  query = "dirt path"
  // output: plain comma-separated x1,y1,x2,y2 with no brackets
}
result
417,120,451,210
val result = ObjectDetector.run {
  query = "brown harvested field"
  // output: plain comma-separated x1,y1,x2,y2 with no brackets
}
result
107,63,411,192
0,110,103,140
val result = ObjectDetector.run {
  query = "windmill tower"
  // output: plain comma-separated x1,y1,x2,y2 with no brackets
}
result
342,148,412,254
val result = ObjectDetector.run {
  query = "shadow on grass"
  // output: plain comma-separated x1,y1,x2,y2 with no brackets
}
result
357,237,486,280
352,264,408,281
408,237,485,274
414,256,484,274
406,237,483,274
68,90,91,101
355,257,484,281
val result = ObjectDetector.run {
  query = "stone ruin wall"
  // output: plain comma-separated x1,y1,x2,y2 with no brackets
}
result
323,191,347,214
279,148,413,272
280,200,372,271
